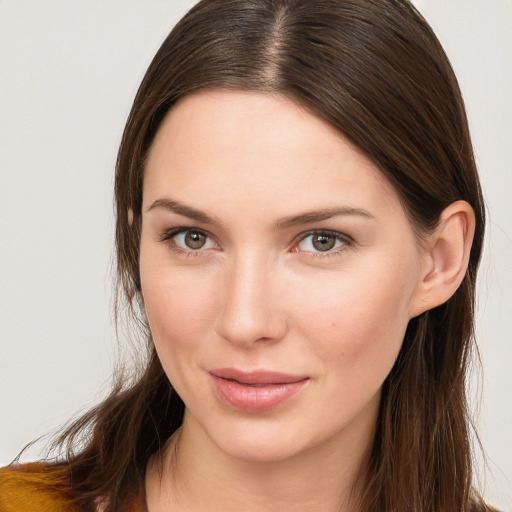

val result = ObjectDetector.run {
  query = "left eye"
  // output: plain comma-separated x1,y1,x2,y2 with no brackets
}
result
297,232,349,253
172,229,216,251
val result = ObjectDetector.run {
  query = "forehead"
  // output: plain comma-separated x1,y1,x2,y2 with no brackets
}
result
143,89,405,223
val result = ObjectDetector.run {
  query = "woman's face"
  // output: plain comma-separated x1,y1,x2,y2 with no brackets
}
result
140,90,427,463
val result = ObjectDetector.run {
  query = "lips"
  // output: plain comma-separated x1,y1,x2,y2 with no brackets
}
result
209,368,309,412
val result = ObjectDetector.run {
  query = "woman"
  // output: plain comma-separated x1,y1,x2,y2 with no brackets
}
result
0,0,497,511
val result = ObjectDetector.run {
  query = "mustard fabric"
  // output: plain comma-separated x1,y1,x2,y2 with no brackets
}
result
0,463,146,512
0,463,77,512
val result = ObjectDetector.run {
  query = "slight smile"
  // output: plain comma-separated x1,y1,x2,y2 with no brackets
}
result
209,368,310,413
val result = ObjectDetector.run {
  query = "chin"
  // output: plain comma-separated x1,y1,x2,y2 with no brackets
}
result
215,426,313,463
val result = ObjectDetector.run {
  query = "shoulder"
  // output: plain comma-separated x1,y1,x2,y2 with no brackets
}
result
0,462,78,512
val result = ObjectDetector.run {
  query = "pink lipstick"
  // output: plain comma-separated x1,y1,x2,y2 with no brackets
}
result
209,368,309,413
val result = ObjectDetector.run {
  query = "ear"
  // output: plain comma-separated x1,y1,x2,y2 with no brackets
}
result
410,200,476,318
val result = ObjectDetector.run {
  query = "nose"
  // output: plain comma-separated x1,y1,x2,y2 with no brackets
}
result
215,254,287,347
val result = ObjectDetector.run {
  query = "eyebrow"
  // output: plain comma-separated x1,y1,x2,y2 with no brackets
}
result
147,198,375,228
275,207,375,228
147,198,219,225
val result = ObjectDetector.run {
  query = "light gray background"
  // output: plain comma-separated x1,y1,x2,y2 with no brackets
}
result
0,1,510,509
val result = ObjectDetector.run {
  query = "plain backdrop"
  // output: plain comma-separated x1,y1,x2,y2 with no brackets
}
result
0,1,510,509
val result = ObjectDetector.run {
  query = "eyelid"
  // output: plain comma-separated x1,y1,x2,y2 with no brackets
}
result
159,226,220,252
292,229,353,244
292,229,354,254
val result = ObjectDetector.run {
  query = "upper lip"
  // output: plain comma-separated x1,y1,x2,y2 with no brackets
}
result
210,368,309,385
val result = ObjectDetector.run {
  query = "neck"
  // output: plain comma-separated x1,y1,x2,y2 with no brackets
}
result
146,413,374,512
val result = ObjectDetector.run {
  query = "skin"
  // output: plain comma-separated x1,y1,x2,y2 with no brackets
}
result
139,90,474,512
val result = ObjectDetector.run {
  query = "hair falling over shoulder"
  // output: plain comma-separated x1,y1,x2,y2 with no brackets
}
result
31,1,490,511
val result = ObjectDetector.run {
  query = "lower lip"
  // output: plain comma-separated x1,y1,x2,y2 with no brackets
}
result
210,375,308,413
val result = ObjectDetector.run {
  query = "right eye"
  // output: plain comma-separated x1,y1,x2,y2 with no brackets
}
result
162,228,218,253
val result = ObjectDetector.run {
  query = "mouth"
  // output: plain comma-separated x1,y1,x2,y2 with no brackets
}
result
209,368,309,412
210,368,308,384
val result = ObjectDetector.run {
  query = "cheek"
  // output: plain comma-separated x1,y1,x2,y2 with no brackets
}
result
290,261,416,373
140,263,222,403
140,261,219,349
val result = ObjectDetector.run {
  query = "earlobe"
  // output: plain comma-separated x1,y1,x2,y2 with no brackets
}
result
410,200,475,318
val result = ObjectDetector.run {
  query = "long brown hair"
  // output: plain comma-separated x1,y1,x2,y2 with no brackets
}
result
48,1,486,510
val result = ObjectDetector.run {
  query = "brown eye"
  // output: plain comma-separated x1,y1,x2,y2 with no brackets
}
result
312,234,336,252
164,228,217,253
296,231,350,255
184,230,207,249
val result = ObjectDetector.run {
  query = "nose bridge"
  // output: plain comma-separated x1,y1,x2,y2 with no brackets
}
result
216,249,285,346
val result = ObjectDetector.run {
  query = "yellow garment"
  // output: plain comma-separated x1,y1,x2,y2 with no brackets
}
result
0,463,146,512
0,463,77,512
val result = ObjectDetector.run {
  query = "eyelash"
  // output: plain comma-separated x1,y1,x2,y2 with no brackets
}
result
292,230,353,258
159,227,353,258
159,227,218,257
